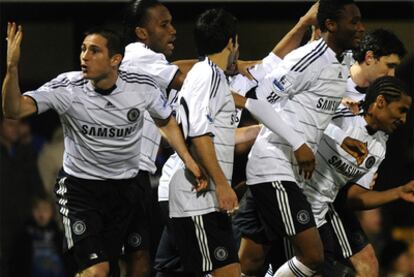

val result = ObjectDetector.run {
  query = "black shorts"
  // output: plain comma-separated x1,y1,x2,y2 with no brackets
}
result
232,188,269,244
154,201,184,273
124,171,151,254
327,186,369,259
171,212,239,274
249,181,316,241
54,172,146,272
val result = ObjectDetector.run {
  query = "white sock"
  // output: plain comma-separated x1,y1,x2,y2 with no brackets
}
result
241,273,256,277
273,257,316,277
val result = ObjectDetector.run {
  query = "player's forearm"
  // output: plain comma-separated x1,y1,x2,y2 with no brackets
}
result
347,187,400,210
158,117,193,166
2,66,23,119
245,98,305,150
191,135,228,187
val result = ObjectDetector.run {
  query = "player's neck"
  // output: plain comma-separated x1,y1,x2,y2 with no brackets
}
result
92,70,118,91
208,51,228,71
350,64,370,88
363,112,380,132
320,33,344,58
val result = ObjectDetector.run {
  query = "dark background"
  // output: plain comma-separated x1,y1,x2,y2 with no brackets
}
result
0,0,413,227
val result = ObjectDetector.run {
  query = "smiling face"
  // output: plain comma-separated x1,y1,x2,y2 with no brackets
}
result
138,4,176,56
373,93,412,134
334,3,365,51
80,34,115,82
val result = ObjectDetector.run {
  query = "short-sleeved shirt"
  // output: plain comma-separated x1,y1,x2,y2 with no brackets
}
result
158,54,281,202
24,69,171,180
121,42,179,173
302,114,387,227
168,57,237,217
247,38,350,185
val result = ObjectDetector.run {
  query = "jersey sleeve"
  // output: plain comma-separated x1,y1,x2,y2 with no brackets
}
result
255,52,317,103
353,164,380,190
23,73,74,115
177,71,213,139
145,86,172,120
125,52,179,91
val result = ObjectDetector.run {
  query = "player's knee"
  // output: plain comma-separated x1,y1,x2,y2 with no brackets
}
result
79,262,110,277
352,245,378,276
239,253,265,275
128,250,151,276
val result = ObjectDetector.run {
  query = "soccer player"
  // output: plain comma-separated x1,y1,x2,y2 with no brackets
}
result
242,0,365,276
326,29,407,276
166,9,242,276
2,23,205,277
301,76,413,276
122,0,184,275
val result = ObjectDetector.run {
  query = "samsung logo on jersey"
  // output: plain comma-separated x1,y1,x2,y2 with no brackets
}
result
81,124,138,137
328,156,362,178
316,98,341,112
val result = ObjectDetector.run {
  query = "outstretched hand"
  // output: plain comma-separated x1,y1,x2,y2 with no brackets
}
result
341,137,368,165
399,180,414,203
6,22,23,68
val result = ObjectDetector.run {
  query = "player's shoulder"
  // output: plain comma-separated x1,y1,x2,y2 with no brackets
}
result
46,71,86,89
188,57,219,81
123,42,168,65
118,66,159,90
281,39,331,73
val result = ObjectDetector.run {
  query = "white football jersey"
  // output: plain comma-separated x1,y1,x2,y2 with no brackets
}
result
121,42,179,173
247,38,350,185
24,69,171,180
158,53,282,202
169,57,237,217
302,114,387,227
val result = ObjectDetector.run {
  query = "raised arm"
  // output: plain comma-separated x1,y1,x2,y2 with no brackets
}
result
272,1,319,58
2,23,37,119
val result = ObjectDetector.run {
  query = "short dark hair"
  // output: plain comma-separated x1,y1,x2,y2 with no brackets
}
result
123,0,162,44
353,29,406,63
84,27,125,58
362,76,410,114
194,9,237,56
317,0,355,32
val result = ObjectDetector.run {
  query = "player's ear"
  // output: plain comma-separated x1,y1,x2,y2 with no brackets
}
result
325,19,337,33
376,94,386,109
110,54,123,67
365,51,375,65
135,26,148,41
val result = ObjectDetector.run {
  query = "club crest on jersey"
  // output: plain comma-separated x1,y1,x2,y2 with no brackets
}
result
127,108,140,122
214,247,229,261
365,156,376,169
